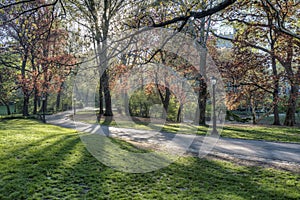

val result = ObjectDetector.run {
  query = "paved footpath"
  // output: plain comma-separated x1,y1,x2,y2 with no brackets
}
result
46,111,300,169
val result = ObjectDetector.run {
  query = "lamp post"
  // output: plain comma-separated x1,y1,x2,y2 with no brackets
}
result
73,97,76,116
42,95,46,123
211,76,218,136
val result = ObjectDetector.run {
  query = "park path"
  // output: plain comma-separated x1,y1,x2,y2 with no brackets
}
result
46,111,300,169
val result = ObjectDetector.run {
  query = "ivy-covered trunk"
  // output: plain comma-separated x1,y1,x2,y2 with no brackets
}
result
198,81,208,125
283,40,297,126
23,95,30,116
284,85,298,126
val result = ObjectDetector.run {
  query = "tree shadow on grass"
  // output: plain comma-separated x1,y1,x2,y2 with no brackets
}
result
1,120,299,199
123,157,300,199
0,135,83,199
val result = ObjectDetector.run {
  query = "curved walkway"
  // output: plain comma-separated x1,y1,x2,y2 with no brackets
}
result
46,111,300,171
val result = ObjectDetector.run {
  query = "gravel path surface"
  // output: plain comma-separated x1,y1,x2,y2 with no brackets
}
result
46,111,300,172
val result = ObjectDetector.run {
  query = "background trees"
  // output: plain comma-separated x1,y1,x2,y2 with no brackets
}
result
0,0,76,116
0,65,17,115
0,0,299,126
213,0,300,126
66,0,135,118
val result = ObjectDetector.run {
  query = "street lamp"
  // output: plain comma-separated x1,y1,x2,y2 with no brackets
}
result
211,76,218,136
42,94,46,123
73,97,76,116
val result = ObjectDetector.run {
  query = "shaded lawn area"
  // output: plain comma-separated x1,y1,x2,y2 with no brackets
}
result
74,112,300,143
0,119,299,199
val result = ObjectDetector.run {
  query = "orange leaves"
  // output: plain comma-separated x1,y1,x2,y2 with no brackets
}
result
225,93,240,110
144,83,156,95
17,74,34,93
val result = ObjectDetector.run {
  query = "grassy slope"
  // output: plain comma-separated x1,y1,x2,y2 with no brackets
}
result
0,119,299,199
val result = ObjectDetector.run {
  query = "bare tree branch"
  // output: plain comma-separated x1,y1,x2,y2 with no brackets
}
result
264,0,300,40
151,0,236,27
240,82,273,94
0,0,35,9
1,0,60,23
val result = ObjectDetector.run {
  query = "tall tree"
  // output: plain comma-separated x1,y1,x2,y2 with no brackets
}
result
68,0,130,118
214,0,299,126
128,0,219,125
0,1,76,116
0,2,37,116
213,47,273,124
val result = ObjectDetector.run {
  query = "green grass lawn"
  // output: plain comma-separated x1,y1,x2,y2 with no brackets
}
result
74,112,300,143
0,119,300,199
221,124,300,143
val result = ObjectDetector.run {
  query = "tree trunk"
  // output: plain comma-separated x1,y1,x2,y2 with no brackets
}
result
194,79,207,125
99,79,104,115
273,102,280,125
31,50,38,115
56,82,64,111
284,85,298,126
102,70,113,116
5,103,11,115
129,101,133,116
194,46,208,126
162,88,171,119
283,40,297,126
21,52,29,116
56,90,61,112
267,16,281,125
198,80,207,125
93,30,103,116
44,94,48,114
157,86,170,120
124,92,130,116
33,89,38,115
163,88,170,119
96,28,112,117
271,51,280,125
250,97,257,124
23,95,29,116
155,52,170,120
195,13,210,126
177,103,183,122
143,103,149,118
